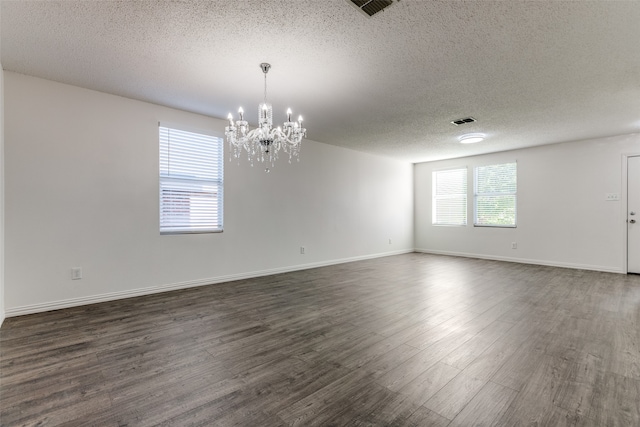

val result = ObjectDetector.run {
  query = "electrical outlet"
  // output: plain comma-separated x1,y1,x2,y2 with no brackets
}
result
389,238,392,245
71,267,82,280
300,246,305,255
511,242,517,249
605,193,620,201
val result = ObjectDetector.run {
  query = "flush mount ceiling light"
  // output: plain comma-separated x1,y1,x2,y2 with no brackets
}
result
458,134,485,144
225,63,306,172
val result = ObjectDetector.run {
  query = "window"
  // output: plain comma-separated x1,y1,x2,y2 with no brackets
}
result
474,162,517,227
432,168,467,225
159,125,223,234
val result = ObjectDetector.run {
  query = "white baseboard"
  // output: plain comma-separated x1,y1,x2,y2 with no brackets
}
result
414,248,625,274
6,248,623,318
5,249,414,318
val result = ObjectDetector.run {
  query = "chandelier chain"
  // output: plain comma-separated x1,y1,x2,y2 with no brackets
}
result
264,72,267,105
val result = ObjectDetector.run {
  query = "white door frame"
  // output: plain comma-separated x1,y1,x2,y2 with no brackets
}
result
622,153,640,273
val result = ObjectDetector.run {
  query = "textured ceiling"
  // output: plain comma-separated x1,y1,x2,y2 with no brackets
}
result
2,0,640,163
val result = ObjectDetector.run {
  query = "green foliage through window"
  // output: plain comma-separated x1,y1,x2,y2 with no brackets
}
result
474,162,517,227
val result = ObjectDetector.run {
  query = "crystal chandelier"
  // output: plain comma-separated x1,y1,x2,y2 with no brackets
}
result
225,63,306,172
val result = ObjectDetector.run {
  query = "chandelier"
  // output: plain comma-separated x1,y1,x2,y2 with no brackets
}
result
225,63,306,172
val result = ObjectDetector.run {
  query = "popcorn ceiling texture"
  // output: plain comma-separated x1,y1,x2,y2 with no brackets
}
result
2,0,640,162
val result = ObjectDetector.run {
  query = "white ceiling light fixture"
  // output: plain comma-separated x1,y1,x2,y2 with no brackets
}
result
225,63,306,172
459,134,485,144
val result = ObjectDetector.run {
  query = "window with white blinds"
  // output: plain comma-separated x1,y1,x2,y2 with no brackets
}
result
159,125,223,234
474,162,517,227
432,168,467,225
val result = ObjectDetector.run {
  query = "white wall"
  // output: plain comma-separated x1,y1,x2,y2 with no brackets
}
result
0,60,5,326
4,72,414,315
415,133,640,273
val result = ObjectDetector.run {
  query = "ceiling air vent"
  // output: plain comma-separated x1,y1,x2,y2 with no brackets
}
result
451,117,476,126
348,0,395,17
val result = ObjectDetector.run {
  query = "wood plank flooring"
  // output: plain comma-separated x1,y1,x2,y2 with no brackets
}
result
1,253,639,426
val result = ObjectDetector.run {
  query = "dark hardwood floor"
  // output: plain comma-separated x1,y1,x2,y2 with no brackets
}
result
1,253,639,426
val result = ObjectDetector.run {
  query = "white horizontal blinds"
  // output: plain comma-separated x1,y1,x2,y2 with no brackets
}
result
432,168,467,225
159,126,224,234
474,162,517,227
